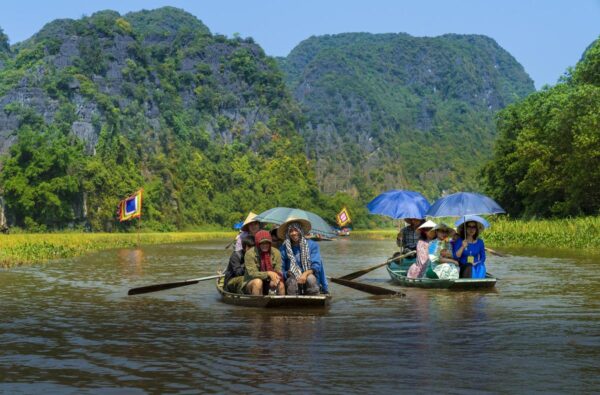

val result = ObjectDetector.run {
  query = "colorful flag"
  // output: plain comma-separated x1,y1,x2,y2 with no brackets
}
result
336,207,351,227
119,189,143,222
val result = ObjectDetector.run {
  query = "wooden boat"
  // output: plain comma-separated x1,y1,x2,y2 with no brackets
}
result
386,260,497,290
216,278,332,308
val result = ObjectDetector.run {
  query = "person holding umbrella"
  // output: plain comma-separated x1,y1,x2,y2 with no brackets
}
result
396,218,425,253
279,218,329,295
453,219,487,279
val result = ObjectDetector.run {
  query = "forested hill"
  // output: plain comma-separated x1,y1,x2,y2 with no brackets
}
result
278,33,535,198
483,36,600,218
0,8,329,231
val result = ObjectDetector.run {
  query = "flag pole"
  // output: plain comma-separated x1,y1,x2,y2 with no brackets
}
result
137,214,141,248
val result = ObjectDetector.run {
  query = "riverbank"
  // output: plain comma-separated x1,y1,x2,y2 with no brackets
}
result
353,216,599,250
0,232,236,268
2,216,597,267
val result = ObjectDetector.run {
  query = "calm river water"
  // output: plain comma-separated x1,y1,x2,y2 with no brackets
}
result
1,239,599,394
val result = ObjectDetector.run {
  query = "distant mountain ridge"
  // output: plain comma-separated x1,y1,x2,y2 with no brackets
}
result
278,32,535,198
0,9,536,231
0,7,322,231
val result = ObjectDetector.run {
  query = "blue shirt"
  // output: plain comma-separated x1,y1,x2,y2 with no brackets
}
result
280,239,329,293
453,238,487,278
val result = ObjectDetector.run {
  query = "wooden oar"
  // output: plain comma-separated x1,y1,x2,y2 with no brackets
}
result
339,250,416,281
328,277,402,296
128,274,223,296
224,237,237,249
485,247,509,257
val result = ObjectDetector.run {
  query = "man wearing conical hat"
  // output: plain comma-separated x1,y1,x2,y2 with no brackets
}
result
234,212,262,252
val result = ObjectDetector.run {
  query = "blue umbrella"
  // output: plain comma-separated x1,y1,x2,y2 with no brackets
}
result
426,192,505,218
455,215,490,229
367,189,430,219
233,221,244,230
254,207,337,238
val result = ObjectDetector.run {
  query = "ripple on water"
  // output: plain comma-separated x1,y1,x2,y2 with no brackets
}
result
1,240,600,393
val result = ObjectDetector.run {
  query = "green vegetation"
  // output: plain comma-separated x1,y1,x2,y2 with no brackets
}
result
483,37,600,218
353,216,600,251
0,231,235,267
484,216,600,250
279,33,535,200
0,7,595,236
0,8,356,232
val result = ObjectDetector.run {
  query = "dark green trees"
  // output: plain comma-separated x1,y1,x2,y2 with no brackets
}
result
483,37,600,217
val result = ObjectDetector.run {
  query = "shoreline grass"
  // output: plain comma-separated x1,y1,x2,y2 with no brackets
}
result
1,216,598,267
353,216,600,251
0,231,236,268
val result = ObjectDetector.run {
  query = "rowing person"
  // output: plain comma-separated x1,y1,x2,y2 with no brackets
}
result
224,235,254,293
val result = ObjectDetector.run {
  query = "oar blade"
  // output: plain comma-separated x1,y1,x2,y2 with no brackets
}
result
339,251,416,281
329,277,402,296
128,274,223,296
128,280,198,295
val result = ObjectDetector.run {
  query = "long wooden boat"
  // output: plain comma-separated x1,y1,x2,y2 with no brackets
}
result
386,260,497,290
216,278,332,308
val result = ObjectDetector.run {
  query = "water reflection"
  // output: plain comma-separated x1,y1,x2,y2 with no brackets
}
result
1,240,600,393
117,248,145,277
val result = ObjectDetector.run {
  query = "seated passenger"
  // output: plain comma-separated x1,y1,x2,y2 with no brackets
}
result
425,223,459,280
279,219,329,295
224,235,254,293
234,212,262,252
406,220,436,279
270,227,282,249
396,218,425,253
453,220,487,279
243,230,285,295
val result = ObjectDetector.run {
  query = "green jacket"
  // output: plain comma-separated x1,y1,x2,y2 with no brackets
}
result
244,247,282,281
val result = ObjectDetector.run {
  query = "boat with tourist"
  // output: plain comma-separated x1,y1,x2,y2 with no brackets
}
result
386,259,497,290
216,278,332,308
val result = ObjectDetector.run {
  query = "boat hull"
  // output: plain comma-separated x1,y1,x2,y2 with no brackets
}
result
216,279,332,308
387,261,497,290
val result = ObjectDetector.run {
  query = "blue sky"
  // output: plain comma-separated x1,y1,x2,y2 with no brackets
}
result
0,0,598,89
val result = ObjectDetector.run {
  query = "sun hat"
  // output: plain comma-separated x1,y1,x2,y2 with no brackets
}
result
254,230,272,245
456,220,485,236
427,222,455,239
417,220,437,230
241,212,260,231
277,217,312,240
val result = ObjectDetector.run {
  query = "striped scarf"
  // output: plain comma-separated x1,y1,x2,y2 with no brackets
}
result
283,223,311,278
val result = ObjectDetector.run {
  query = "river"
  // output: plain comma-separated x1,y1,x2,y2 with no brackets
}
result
1,239,599,393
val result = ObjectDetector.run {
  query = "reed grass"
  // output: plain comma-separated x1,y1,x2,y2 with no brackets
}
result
352,217,600,250
484,216,600,250
0,232,236,268
2,217,597,267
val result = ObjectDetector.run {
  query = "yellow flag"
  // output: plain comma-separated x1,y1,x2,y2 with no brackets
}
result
336,207,351,227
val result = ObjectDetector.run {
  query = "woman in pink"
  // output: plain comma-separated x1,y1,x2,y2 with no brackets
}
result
406,220,436,279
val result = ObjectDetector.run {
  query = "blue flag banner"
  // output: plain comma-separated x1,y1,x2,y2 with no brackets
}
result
119,189,143,222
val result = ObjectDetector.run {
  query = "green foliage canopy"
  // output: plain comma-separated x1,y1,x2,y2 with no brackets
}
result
483,37,600,217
